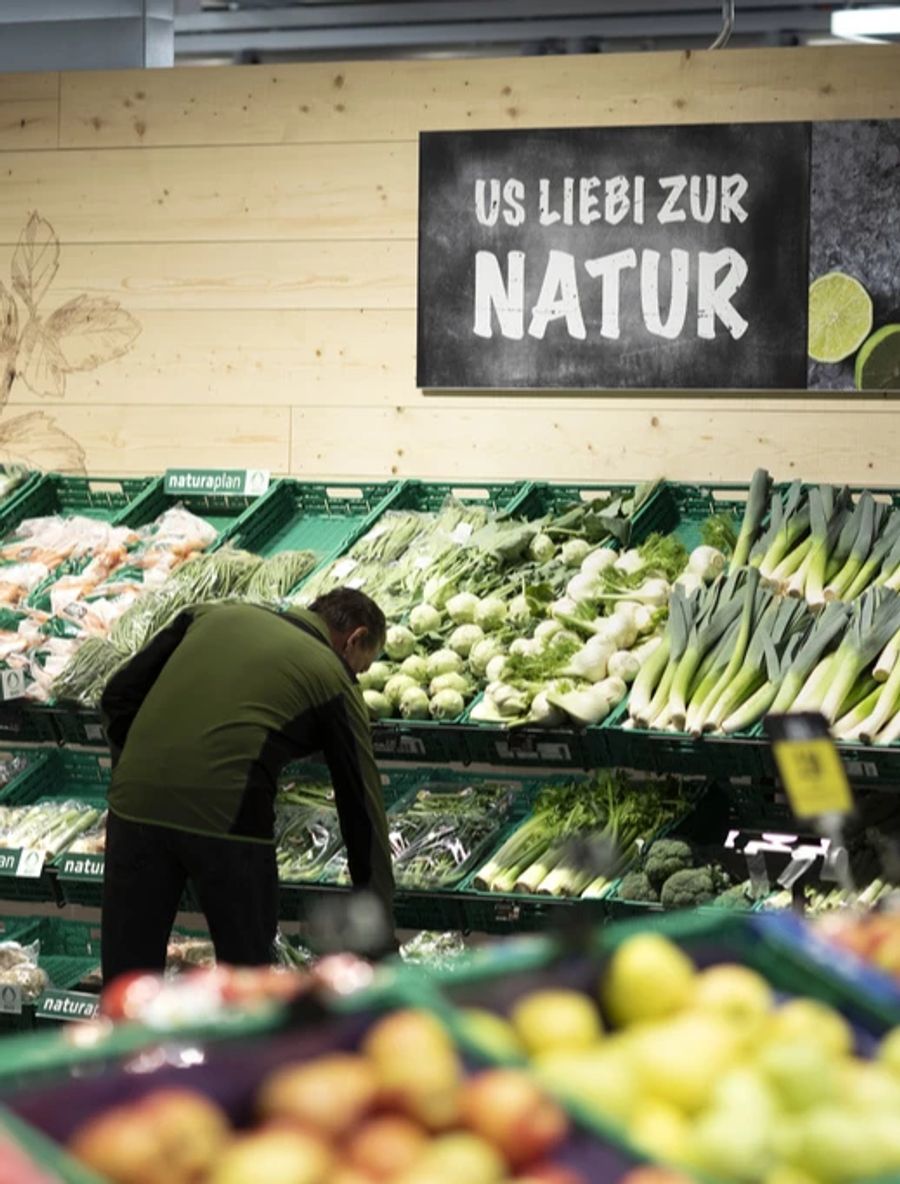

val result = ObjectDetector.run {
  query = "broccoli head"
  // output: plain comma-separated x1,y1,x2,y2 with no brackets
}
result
617,871,659,903
644,838,694,890
712,881,753,910
659,867,716,909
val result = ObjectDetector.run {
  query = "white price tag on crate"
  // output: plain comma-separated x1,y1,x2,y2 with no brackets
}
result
0,983,22,1014
0,670,26,701
16,849,44,878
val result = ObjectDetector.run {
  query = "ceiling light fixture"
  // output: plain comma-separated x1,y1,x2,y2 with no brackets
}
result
831,6,900,40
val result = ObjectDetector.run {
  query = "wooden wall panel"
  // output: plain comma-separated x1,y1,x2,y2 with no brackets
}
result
5,310,414,407
0,72,58,151
0,142,416,243
290,403,900,485
0,47,897,481
60,47,900,149
21,405,291,475
42,241,416,310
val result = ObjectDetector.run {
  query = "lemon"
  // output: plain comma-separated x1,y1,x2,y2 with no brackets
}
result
510,989,601,1055
691,963,774,1039
601,934,695,1028
808,272,873,363
533,1046,638,1124
628,1098,692,1163
631,1014,740,1114
765,998,853,1058
855,323,900,390
878,1026,900,1077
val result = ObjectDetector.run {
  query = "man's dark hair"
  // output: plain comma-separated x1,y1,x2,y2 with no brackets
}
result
309,587,386,650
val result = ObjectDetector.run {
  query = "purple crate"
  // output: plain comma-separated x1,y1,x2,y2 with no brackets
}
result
5,1010,645,1182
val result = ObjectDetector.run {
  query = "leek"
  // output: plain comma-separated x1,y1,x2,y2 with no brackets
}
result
818,589,900,723
729,468,773,573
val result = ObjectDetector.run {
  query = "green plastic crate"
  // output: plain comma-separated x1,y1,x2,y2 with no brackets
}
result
119,474,264,542
0,474,155,541
46,708,107,748
460,696,590,769
596,698,770,783
223,478,400,565
376,477,527,516
507,479,656,546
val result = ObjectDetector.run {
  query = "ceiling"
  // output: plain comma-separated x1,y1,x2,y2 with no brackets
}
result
173,1,898,64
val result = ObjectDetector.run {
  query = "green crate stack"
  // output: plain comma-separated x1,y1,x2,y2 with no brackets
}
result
223,478,401,576
330,479,529,764
458,480,657,770
0,473,157,746
45,749,111,909
0,917,102,1032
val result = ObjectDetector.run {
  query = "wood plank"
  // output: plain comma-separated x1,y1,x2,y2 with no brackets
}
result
4,309,897,410
289,404,900,485
59,46,900,149
0,100,58,151
0,142,415,243
2,310,413,407
5,404,290,475
0,74,57,104
22,240,416,310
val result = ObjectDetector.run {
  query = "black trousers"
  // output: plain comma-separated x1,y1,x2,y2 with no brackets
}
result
101,811,279,985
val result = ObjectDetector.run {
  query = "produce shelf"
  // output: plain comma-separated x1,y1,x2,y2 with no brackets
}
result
0,917,101,1032
630,478,755,553
222,478,400,572
460,707,592,769
506,479,654,545
0,474,156,541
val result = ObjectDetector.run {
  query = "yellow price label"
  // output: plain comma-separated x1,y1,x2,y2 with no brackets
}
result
772,737,854,819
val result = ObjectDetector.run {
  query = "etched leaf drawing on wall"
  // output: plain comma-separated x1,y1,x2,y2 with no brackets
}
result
0,212,142,474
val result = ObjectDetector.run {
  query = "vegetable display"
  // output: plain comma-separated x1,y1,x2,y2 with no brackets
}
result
296,489,691,726
321,780,516,891
628,570,900,741
473,773,694,899
274,780,345,883
0,800,101,859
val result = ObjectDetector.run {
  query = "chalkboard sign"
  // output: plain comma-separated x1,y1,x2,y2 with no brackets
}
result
417,123,811,390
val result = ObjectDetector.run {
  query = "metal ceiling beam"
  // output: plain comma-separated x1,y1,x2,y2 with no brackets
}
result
176,0,840,34
175,9,840,55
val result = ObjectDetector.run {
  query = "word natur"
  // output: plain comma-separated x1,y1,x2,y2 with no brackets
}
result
473,172,751,342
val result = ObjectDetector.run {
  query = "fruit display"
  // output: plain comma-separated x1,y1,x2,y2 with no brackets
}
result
815,911,900,986
448,931,900,1184
39,1009,632,1184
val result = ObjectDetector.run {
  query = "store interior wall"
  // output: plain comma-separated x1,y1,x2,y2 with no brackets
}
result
0,46,897,483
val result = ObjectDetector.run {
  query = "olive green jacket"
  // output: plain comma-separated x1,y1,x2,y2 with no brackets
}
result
100,602,393,915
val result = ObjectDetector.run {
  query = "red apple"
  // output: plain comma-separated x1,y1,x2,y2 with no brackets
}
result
458,1069,569,1169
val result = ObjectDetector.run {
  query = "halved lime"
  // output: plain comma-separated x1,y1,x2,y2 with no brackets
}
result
855,324,900,390
808,272,873,363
